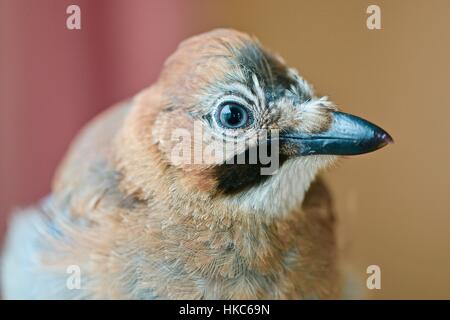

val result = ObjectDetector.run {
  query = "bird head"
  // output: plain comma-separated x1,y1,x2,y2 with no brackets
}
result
116,29,392,218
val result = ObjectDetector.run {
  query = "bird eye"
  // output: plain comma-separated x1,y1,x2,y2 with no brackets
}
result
216,102,252,129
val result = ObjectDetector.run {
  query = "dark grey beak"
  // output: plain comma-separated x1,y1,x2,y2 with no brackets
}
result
281,111,393,156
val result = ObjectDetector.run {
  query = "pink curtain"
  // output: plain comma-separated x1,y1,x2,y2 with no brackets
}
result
0,0,190,236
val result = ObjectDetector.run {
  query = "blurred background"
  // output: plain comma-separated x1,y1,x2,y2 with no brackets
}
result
1,0,450,299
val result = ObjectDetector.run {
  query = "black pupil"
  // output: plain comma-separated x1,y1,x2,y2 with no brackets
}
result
220,104,247,128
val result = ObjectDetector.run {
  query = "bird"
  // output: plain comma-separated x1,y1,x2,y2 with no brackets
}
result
1,29,392,299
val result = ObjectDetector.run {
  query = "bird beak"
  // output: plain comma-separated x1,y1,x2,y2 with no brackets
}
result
281,111,393,156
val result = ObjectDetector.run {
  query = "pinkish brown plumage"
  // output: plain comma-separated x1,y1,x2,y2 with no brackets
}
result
1,29,391,299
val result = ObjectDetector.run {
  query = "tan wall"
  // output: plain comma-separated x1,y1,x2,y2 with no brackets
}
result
1,0,449,299
188,0,450,298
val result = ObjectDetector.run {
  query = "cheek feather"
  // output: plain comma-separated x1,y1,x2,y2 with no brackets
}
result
272,97,337,133
228,155,337,217
297,97,337,133
212,150,289,195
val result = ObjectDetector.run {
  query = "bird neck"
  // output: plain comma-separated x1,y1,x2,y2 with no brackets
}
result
131,177,339,299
